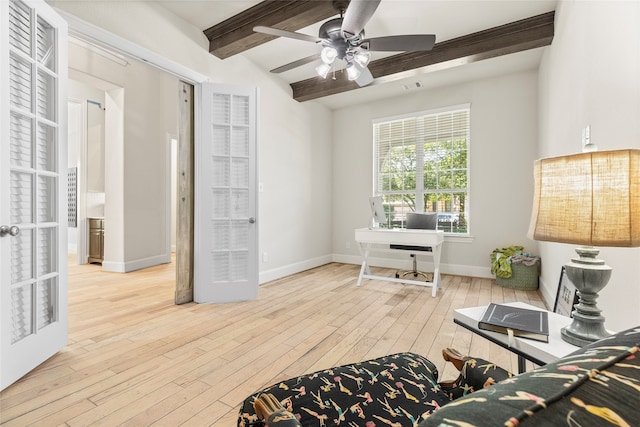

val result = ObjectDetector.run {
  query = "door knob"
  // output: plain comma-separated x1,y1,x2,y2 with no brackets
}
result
0,225,20,237
248,217,256,224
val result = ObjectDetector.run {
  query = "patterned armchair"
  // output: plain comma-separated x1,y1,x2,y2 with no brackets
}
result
238,327,640,427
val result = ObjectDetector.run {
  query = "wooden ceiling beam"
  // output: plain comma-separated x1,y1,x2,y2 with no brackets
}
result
204,0,338,59
291,11,555,102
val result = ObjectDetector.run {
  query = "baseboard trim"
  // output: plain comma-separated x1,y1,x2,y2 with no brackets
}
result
259,255,333,284
102,253,171,273
102,261,126,273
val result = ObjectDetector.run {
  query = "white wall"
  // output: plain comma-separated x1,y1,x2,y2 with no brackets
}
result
51,1,334,279
332,70,539,278
537,0,640,331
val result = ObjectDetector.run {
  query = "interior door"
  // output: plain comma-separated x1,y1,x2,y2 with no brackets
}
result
1,0,68,391
195,83,258,303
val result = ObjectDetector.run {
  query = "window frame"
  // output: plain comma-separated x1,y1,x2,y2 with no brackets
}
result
372,103,471,234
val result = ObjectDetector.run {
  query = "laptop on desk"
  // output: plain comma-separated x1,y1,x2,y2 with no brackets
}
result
390,212,437,251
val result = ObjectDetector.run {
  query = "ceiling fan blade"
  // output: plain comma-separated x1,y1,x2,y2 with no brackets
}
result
364,34,436,51
341,0,381,39
253,26,325,44
355,66,374,87
270,53,321,73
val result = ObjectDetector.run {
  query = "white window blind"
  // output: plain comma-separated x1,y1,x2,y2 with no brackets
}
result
373,105,470,233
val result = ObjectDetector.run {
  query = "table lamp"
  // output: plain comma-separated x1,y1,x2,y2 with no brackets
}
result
528,149,640,346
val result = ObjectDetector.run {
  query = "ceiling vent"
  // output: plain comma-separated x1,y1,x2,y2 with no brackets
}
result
402,81,423,90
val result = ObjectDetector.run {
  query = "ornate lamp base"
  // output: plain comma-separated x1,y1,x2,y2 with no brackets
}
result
561,247,612,347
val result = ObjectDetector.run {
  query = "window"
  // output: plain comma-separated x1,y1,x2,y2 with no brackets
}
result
373,105,470,233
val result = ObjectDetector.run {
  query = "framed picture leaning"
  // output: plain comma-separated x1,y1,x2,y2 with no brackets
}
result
554,266,579,317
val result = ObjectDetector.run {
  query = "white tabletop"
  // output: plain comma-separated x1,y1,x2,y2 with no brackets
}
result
355,227,444,246
454,301,580,365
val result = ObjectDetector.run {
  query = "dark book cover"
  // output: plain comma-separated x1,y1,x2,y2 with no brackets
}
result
478,303,549,343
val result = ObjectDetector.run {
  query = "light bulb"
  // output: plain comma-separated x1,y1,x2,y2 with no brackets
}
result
316,62,332,79
346,62,361,81
353,49,371,67
320,46,338,64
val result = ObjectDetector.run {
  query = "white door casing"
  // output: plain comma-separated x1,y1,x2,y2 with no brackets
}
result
1,0,68,391
195,83,258,303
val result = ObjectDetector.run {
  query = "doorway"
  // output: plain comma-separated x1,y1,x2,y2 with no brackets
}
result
68,39,191,308
66,36,188,296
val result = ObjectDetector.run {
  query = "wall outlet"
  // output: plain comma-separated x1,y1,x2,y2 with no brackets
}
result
582,125,597,152
262,252,268,262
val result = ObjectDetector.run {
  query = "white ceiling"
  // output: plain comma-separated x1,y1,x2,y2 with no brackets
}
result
156,0,557,109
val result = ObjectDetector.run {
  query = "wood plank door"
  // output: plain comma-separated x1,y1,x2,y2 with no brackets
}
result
195,83,258,303
0,0,68,391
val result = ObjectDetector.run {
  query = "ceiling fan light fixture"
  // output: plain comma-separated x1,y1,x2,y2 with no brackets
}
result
353,49,371,67
316,62,332,79
346,62,361,81
320,46,338,64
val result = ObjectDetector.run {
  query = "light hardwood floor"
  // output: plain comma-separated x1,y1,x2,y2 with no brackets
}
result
0,257,545,426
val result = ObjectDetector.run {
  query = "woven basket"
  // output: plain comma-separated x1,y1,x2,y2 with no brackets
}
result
495,260,540,290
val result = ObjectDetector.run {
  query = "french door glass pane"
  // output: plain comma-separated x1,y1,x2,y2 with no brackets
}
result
212,126,230,155
10,228,33,284
231,158,249,188
38,227,56,276
37,15,55,71
10,171,33,224
211,220,229,250
232,96,248,125
11,284,33,344
211,253,229,282
9,54,32,112
212,157,229,186
211,189,229,218
36,69,55,121
230,221,248,249
231,126,248,156
10,112,33,168
37,175,56,222
9,0,31,56
230,252,248,281
37,122,56,172
230,189,248,218
37,278,57,330
212,94,229,123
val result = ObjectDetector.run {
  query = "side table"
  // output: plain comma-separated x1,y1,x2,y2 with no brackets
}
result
454,301,580,373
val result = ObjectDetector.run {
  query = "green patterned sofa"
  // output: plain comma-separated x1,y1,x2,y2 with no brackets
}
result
238,327,639,427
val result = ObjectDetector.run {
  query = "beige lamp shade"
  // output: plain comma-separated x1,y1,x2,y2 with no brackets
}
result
528,149,640,247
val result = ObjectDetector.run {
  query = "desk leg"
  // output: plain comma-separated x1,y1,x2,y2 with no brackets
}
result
363,244,372,275
356,243,371,286
518,356,526,374
431,244,443,297
357,261,366,286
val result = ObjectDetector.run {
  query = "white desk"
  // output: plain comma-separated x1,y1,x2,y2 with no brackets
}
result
454,302,579,373
354,227,444,297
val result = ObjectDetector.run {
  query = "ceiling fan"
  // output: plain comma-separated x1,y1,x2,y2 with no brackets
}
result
253,0,436,87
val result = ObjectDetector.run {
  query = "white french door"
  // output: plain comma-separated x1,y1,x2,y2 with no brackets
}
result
1,0,67,391
195,83,258,303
